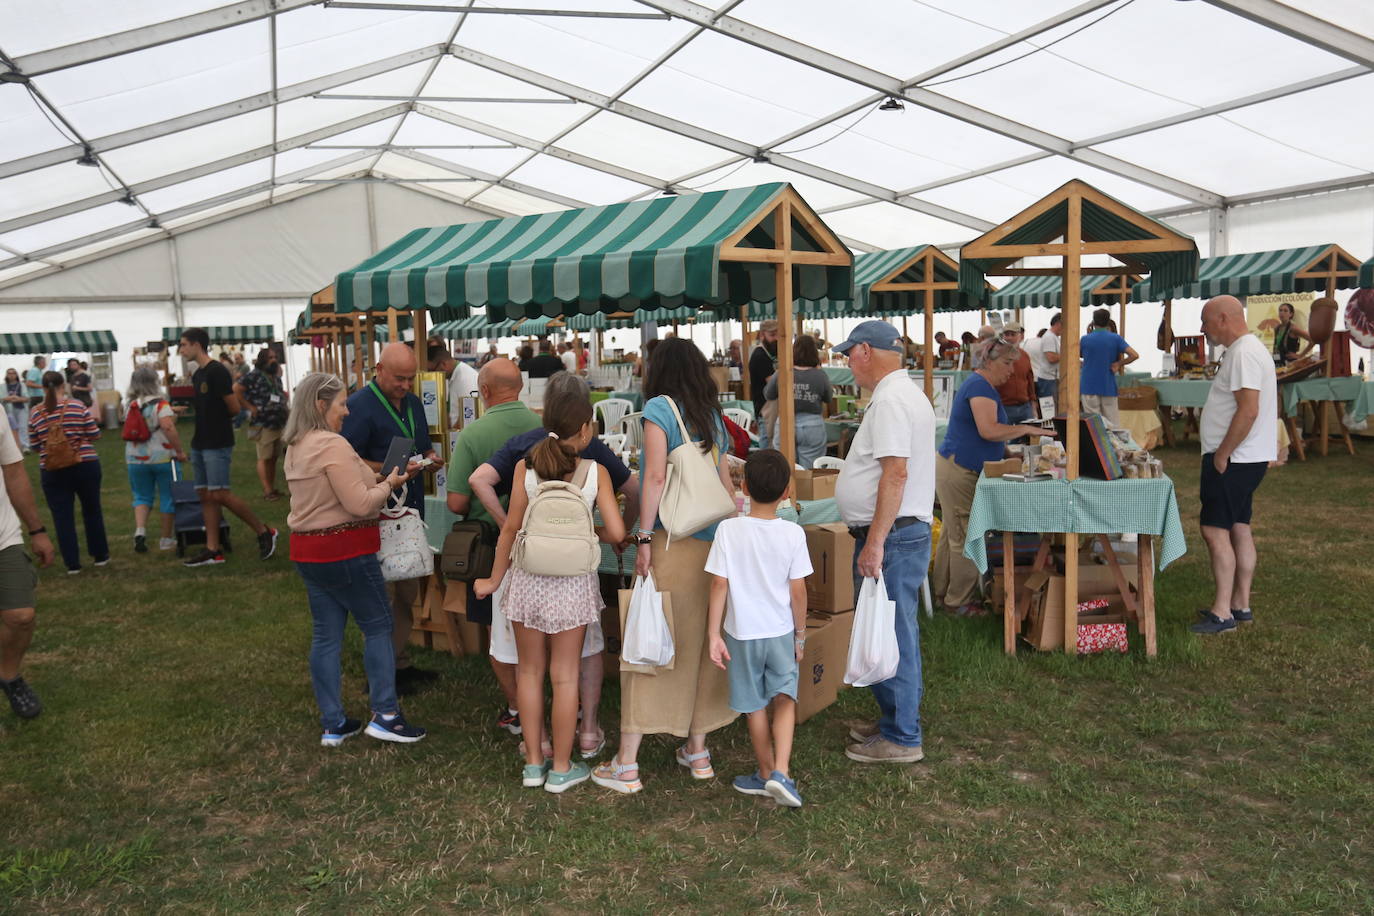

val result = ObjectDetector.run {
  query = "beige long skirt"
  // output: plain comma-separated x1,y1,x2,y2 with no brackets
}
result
620,530,737,738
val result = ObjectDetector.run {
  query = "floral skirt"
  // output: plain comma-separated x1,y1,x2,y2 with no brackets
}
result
502,567,602,635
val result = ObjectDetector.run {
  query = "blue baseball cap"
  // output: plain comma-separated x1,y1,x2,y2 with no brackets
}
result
831,319,904,355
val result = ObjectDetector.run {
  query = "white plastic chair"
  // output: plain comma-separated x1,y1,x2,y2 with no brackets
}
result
600,432,626,454
811,456,844,470
595,397,634,435
616,411,644,453
723,407,754,432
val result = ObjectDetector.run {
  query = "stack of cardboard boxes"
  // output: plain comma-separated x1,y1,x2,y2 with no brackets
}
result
796,522,855,723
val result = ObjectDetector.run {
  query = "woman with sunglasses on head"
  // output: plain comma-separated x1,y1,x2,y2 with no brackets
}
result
931,336,1047,617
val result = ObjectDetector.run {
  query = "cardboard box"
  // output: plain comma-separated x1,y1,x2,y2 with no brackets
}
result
797,610,853,723
1023,574,1138,651
804,523,855,613
982,458,1021,478
709,366,731,393
794,468,839,501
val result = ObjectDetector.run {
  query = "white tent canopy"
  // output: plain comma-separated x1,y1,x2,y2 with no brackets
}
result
2,0,1373,383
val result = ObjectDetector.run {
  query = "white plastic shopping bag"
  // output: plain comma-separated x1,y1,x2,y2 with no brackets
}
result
620,572,675,668
844,573,899,687
488,578,517,664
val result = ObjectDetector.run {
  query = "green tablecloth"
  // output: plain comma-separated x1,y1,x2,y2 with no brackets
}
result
608,390,643,410
823,367,971,389
963,476,1187,574
426,495,841,575
1120,371,1153,387
1141,378,1212,408
1280,375,1368,421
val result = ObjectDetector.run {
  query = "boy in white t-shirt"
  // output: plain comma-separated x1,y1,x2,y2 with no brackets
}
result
706,450,812,807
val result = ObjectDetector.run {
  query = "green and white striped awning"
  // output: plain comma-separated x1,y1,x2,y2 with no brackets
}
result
991,275,1134,310
960,182,1198,301
1131,245,1362,302
163,325,275,344
1358,256,1373,289
333,183,851,320
0,329,117,354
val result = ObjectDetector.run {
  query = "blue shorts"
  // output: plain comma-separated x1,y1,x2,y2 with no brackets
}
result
191,446,233,491
127,462,175,513
724,632,798,714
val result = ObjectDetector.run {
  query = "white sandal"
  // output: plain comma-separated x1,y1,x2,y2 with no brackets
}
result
675,746,715,780
591,758,643,794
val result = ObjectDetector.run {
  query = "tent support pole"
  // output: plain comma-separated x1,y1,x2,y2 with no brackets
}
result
1062,194,1083,656
774,200,797,471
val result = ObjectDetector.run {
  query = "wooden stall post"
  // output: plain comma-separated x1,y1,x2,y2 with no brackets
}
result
774,199,798,469
351,316,364,389
923,284,935,401
740,306,753,407
1062,194,1083,655
412,309,428,394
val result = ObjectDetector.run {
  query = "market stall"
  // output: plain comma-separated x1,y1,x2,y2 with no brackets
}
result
0,329,120,422
332,182,854,470
1132,244,1365,459
959,179,1199,657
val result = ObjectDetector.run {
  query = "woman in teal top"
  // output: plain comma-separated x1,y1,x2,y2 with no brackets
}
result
593,338,737,795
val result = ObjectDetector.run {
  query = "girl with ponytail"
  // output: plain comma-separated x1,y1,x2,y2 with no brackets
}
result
474,396,625,793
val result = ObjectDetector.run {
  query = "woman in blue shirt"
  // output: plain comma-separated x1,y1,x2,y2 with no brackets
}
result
592,337,737,795
933,337,1048,617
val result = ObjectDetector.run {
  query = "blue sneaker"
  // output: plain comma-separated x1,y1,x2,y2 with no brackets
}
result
321,717,363,748
732,772,770,797
365,711,427,743
544,760,591,794
1198,607,1253,624
1190,611,1238,635
522,759,552,788
765,771,803,808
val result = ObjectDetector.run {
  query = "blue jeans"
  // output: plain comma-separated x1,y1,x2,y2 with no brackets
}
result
852,521,931,748
1004,402,1034,444
296,554,399,728
771,413,828,468
40,460,109,572
1035,377,1057,403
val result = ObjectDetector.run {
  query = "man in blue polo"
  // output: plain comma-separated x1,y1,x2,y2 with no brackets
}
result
1079,308,1138,426
341,341,444,693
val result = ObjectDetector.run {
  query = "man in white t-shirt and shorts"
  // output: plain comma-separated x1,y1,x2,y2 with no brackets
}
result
0,428,56,718
1191,295,1277,636
831,320,936,764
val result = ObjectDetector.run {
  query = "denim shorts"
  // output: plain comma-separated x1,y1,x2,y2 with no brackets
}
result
191,446,233,491
724,632,798,714
127,461,175,513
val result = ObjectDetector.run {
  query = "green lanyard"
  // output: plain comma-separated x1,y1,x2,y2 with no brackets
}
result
369,381,413,440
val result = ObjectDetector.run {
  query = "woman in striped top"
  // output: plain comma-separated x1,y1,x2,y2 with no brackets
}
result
28,371,109,574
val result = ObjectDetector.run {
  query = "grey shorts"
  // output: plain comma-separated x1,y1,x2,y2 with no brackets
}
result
724,632,798,714
0,544,38,611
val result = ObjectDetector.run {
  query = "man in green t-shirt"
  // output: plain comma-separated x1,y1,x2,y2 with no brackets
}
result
445,358,540,735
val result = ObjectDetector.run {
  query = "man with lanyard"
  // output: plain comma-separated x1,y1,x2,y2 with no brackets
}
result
830,321,936,765
341,342,445,693
748,319,779,450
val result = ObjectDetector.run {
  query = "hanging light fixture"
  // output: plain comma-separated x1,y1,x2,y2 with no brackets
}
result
878,97,905,112
75,146,98,167
119,192,137,206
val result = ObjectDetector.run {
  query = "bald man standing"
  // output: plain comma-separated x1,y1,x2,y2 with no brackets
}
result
341,342,445,690
446,358,538,734
1192,295,1276,636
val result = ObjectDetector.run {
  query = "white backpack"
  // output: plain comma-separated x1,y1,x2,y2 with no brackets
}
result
511,459,600,577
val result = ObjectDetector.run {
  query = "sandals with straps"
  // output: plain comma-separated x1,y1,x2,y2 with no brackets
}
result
591,759,643,795
676,746,715,780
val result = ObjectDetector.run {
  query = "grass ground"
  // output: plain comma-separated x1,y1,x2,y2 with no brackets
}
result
1,423,1371,914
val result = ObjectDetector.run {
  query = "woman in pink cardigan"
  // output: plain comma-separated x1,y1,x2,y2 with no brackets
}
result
284,372,424,748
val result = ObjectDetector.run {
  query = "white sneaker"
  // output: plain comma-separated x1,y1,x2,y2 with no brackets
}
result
159,538,176,551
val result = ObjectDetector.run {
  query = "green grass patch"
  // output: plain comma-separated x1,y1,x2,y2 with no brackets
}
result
1,421,1372,913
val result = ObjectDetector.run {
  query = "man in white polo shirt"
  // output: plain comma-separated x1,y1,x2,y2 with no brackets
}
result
1191,295,1277,636
1024,312,1062,408
831,320,936,764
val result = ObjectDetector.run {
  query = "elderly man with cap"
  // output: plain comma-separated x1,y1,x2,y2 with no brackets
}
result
830,320,936,765
993,322,1038,441
341,341,446,693
748,319,780,449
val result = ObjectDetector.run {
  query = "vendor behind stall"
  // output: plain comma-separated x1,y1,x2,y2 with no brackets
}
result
932,337,1048,617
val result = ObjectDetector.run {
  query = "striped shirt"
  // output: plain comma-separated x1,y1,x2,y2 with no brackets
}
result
29,400,100,469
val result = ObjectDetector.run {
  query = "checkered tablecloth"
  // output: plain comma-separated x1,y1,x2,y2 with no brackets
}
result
1140,378,1212,408
427,495,841,575
963,476,1187,574
1280,375,1368,422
